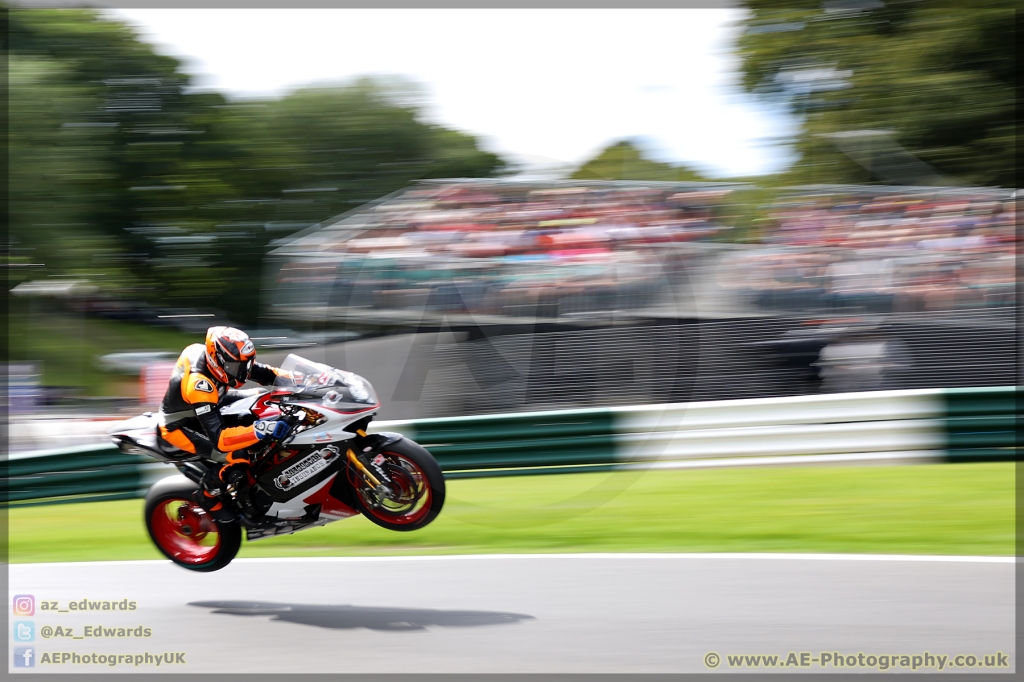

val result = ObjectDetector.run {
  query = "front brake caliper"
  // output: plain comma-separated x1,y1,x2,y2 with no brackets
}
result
366,451,392,485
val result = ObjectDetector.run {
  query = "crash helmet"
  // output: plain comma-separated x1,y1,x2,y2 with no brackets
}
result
205,326,256,388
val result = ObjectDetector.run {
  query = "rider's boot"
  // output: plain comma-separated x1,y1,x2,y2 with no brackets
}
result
194,489,237,524
219,460,260,518
194,471,238,523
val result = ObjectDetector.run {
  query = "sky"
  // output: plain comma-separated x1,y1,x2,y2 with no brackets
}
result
106,8,798,179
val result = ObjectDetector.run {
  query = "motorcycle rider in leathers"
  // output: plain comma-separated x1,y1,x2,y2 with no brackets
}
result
157,326,293,521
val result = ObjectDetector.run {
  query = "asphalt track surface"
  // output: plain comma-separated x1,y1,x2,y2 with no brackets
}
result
8,554,1015,674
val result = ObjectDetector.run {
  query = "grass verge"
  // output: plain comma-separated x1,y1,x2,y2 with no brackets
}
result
6,462,1014,564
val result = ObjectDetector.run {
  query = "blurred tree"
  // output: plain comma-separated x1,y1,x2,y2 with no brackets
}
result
7,55,131,286
737,1,1015,187
571,141,708,182
7,9,506,324
224,80,505,229
203,80,505,320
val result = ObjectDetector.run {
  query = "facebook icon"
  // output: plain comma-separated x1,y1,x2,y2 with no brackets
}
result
14,646,35,668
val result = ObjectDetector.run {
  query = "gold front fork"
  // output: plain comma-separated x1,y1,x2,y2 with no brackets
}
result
347,448,381,488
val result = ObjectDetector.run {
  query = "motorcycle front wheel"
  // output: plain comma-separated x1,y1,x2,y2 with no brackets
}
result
352,438,446,532
144,475,241,572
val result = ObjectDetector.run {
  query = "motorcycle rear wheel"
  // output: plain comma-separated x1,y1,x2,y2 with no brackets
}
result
144,476,241,572
352,438,445,532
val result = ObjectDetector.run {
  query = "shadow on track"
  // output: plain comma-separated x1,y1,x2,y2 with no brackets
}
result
189,600,535,631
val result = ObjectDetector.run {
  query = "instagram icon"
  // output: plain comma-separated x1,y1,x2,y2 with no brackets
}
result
13,595,35,616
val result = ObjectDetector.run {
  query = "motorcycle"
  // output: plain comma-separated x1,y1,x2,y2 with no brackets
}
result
109,354,445,572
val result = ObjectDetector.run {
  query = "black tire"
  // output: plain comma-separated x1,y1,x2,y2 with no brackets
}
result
144,475,241,572
352,438,446,532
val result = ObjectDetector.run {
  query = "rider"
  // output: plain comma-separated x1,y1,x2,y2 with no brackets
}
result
157,326,293,519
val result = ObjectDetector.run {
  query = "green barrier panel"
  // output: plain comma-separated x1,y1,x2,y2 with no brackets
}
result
944,387,1020,463
431,440,619,471
412,409,617,470
445,463,621,479
1,410,619,504
5,467,144,501
9,492,142,508
5,449,150,478
9,466,142,489
2,444,151,503
944,386,1016,416
945,448,1019,463
408,415,616,444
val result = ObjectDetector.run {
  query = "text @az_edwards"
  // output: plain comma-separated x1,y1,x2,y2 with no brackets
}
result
40,624,152,639
704,650,1010,671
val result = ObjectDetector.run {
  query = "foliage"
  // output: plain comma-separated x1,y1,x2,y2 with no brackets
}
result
571,140,707,182
8,55,125,281
737,1,1016,186
7,9,506,324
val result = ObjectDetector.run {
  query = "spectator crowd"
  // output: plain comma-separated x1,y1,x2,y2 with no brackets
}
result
722,189,1016,314
275,180,737,319
273,181,1016,322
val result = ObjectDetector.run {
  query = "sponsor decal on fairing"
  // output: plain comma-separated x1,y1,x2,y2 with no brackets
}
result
274,446,340,491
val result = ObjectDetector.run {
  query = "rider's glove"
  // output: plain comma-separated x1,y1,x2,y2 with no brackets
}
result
254,419,292,441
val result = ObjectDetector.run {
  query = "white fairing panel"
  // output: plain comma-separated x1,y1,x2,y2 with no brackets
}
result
108,414,160,452
218,394,261,417
110,413,159,434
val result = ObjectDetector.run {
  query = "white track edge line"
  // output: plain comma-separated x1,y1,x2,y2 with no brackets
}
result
7,553,1015,569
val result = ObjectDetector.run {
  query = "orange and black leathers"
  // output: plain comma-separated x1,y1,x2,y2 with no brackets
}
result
157,343,282,457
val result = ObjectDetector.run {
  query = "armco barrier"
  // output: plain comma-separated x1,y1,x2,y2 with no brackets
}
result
3,444,172,505
377,409,618,471
944,386,1017,462
1,387,1017,505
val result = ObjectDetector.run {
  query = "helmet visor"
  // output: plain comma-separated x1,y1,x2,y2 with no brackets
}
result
218,353,254,383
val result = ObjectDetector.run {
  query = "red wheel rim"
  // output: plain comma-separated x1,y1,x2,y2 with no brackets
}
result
150,498,222,564
359,453,433,526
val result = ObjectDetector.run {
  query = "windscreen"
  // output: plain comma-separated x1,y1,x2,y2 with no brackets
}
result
272,354,375,403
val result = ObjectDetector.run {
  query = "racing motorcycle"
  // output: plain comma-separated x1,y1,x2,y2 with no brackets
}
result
109,354,445,572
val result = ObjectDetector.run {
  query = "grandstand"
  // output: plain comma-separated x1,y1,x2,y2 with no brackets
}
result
731,185,1016,315
265,178,752,329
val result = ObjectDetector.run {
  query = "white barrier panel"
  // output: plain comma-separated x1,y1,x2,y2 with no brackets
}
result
612,389,944,432
613,390,945,462
9,418,122,454
615,419,945,461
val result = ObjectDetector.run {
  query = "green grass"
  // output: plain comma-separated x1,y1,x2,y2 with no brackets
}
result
6,463,1015,563
7,305,202,396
